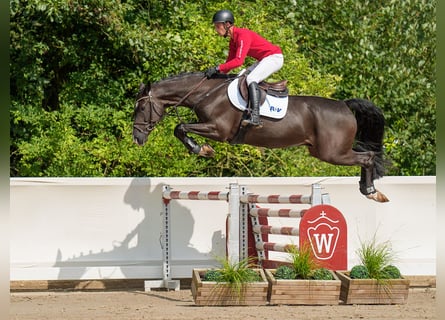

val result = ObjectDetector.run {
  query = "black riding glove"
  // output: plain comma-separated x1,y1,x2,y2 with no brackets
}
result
205,66,219,79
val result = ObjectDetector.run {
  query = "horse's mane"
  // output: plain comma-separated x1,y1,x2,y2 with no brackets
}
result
154,71,237,84
161,72,203,82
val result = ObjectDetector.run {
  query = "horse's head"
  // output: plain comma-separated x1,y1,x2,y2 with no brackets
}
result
132,83,163,146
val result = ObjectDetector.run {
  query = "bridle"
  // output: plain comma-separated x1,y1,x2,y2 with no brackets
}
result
133,91,161,135
133,76,208,134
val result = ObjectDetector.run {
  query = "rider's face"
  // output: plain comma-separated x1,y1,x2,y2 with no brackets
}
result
213,22,228,37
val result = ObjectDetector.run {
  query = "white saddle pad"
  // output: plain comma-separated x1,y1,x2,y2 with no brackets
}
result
227,77,288,119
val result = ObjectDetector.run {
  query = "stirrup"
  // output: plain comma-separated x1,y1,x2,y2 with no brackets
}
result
241,117,263,128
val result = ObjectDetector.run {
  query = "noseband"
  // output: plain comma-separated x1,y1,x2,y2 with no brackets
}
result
134,91,161,135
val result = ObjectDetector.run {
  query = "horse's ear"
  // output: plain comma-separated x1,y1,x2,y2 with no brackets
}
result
138,82,151,94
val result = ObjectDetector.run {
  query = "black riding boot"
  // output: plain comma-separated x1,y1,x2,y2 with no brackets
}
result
242,82,262,127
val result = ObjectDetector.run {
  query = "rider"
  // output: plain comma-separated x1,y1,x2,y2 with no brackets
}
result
205,9,284,127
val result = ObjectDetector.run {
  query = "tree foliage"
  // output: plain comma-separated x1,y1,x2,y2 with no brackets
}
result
272,0,436,175
10,0,435,177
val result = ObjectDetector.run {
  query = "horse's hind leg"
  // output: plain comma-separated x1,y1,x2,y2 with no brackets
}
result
341,150,388,202
358,154,389,203
310,146,389,202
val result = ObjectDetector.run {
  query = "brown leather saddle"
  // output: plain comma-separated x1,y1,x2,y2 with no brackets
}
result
238,75,288,105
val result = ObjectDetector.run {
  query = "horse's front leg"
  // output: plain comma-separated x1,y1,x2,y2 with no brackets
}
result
173,123,215,157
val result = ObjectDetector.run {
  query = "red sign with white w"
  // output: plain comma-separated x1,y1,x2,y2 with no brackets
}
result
299,204,347,270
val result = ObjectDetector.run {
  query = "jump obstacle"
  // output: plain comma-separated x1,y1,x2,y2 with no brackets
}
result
144,183,347,291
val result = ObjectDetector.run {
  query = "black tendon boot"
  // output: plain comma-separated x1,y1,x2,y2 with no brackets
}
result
242,82,262,127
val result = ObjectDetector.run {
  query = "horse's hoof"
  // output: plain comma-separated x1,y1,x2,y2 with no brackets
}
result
199,144,215,157
366,190,389,203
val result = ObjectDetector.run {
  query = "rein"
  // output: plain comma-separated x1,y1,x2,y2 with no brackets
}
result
169,76,207,122
172,76,208,110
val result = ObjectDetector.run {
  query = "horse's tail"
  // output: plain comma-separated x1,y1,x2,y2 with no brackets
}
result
344,98,386,178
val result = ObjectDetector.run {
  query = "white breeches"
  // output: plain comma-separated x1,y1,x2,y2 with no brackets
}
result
246,53,284,85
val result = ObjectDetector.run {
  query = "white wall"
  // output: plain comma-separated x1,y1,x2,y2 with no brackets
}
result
10,176,436,280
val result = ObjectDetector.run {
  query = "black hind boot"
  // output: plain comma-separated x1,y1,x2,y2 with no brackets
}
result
242,82,262,127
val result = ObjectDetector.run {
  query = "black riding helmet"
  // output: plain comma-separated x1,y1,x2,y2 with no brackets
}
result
212,10,234,24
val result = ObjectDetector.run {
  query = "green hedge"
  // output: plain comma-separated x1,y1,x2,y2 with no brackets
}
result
10,0,435,177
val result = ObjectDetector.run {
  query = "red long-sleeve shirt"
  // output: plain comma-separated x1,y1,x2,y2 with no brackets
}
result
218,27,282,74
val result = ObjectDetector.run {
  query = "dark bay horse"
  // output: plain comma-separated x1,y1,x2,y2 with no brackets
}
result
133,72,388,202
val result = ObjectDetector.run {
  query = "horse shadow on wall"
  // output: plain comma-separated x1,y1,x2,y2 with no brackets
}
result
52,179,226,287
